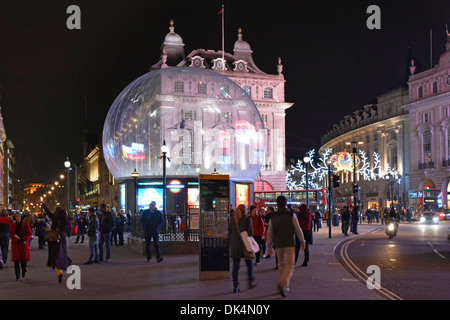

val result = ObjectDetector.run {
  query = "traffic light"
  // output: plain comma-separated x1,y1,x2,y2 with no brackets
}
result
332,174,340,188
353,184,359,194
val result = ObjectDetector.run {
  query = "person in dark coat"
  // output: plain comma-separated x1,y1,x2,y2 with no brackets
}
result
98,203,115,263
229,204,260,293
42,202,72,283
10,213,32,281
0,209,13,268
141,201,164,263
34,213,49,249
75,212,87,244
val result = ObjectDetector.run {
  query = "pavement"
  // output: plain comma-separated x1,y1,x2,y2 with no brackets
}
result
0,223,386,301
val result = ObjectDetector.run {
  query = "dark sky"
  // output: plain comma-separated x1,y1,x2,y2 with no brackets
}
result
0,0,449,183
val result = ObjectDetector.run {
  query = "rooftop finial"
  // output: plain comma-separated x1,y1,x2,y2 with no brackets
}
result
169,19,175,33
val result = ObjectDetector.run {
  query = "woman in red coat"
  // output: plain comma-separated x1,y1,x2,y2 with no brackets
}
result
10,213,32,281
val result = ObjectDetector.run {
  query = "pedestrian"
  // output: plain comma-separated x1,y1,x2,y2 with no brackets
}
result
250,205,265,266
141,201,164,263
341,206,350,236
84,207,99,264
75,211,87,244
10,212,32,281
313,209,322,232
22,210,35,246
258,208,267,257
229,204,260,293
294,204,311,266
42,202,72,283
98,203,115,263
351,205,359,234
34,213,49,249
116,209,126,245
0,209,13,268
263,207,275,259
267,196,305,297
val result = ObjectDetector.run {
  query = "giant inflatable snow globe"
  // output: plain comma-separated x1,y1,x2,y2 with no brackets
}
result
102,67,267,182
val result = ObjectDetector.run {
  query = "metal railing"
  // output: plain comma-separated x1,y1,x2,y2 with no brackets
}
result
129,213,199,242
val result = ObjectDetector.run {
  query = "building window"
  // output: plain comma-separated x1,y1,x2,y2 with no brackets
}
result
423,130,432,161
433,81,438,94
198,82,207,94
174,80,184,93
418,86,423,98
392,146,398,170
264,87,273,99
243,85,252,97
424,112,430,123
220,85,230,97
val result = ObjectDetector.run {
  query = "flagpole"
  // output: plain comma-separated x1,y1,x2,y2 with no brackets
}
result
221,4,225,69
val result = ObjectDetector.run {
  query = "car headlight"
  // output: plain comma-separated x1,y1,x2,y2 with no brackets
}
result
433,217,439,223
420,217,426,222
388,223,395,231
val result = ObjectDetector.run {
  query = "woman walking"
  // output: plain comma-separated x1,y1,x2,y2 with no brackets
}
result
42,202,72,283
229,204,260,293
10,213,32,281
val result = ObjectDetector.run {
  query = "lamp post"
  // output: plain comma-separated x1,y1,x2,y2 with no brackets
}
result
64,157,71,211
131,169,139,214
303,156,310,209
161,140,169,216
346,141,363,207
327,160,333,238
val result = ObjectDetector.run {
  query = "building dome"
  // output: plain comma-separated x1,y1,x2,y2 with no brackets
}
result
164,20,184,47
233,27,252,54
103,67,267,182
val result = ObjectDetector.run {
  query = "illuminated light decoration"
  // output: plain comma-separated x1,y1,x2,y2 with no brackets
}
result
286,148,391,189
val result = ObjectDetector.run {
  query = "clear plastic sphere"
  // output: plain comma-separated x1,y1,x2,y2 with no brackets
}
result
103,67,267,181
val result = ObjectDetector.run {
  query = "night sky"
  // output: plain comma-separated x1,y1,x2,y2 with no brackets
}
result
0,0,449,183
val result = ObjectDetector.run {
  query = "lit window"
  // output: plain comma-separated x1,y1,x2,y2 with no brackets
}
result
243,85,252,97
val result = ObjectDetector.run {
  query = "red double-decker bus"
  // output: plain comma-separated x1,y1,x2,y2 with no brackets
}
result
254,189,328,211
408,189,442,220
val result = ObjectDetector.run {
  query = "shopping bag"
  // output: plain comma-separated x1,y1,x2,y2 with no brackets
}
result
240,231,260,253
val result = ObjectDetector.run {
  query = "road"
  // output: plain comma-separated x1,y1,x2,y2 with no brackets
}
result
335,221,450,300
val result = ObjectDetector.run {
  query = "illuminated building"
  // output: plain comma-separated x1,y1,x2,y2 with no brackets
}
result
403,32,450,207
320,87,410,210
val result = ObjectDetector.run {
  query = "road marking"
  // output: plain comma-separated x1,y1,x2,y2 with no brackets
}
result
427,241,445,258
336,228,403,301
433,249,446,259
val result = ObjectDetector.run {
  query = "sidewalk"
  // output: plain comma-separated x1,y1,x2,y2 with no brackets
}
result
0,223,385,300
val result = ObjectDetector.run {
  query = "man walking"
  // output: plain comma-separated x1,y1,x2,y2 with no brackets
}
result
141,201,164,263
98,204,115,263
267,196,305,297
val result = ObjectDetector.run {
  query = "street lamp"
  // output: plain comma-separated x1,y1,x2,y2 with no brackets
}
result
303,156,310,209
64,157,71,211
131,169,139,214
346,141,363,207
161,140,169,216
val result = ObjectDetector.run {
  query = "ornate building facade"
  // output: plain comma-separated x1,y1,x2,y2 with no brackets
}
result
150,22,293,191
403,35,450,208
320,87,410,210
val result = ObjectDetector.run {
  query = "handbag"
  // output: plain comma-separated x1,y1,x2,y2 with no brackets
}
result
44,229,60,242
240,231,260,260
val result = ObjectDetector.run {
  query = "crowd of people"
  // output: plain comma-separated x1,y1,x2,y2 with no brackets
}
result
0,198,411,297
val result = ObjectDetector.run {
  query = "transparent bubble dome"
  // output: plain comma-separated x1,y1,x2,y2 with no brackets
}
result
103,67,267,181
